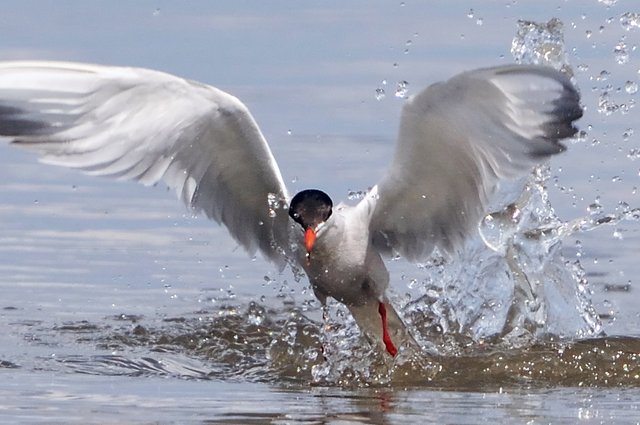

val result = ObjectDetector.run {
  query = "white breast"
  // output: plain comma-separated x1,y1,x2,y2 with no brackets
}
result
298,203,389,306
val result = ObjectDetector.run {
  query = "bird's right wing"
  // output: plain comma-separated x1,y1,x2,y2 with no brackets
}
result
0,61,291,265
367,65,582,262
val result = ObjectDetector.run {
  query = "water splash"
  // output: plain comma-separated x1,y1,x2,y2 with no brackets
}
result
599,91,621,115
40,305,640,388
346,190,367,201
614,38,630,64
384,19,596,347
620,12,640,31
301,159,632,384
511,18,574,77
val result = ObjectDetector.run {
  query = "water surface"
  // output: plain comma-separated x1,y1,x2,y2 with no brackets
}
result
1,1,639,423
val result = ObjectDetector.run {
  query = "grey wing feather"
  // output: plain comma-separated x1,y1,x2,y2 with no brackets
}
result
368,65,582,261
0,61,291,266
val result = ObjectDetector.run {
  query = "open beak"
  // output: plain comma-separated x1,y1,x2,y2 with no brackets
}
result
304,227,316,253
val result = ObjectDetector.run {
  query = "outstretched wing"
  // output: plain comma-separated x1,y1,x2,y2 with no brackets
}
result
368,65,582,261
0,61,291,265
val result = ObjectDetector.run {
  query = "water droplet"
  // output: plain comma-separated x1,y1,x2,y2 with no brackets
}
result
627,147,640,159
620,12,640,31
153,8,160,16
620,99,635,115
267,192,284,218
623,128,634,141
287,129,292,135
347,190,366,200
614,39,630,64
476,18,484,26
598,0,617,6
425,289,440,299
585,30,593,39
395,80,409,98
625,80,638,94
598,92,619,115
374,88,385,100
247,302,266,326
574,129,588,143
587,197,602,214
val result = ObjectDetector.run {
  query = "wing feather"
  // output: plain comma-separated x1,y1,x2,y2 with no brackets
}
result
368,65,582,261
0,61,291,265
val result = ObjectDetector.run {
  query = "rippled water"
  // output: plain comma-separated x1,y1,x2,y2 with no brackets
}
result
2,297,640,423
1,1,640,424
2,299,640,386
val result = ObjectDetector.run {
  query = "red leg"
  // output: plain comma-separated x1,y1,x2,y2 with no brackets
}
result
378,302,398,357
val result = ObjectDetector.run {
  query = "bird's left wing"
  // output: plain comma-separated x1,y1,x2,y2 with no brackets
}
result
366,65,582,261
0,61,291,265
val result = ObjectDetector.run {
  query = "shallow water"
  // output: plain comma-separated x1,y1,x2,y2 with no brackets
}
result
2,306,640,424
3,375,639,425
1,1,640,424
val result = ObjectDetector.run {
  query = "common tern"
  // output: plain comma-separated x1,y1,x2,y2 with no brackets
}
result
0,61,582,356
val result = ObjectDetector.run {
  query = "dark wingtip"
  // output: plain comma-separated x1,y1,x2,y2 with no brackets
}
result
0,104,52,138
528,139,567,158
530,73,583,158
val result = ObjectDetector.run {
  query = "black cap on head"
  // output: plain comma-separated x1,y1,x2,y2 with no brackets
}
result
288,189,333,229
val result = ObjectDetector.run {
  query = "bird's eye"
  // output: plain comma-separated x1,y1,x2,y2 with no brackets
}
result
293,212,299,218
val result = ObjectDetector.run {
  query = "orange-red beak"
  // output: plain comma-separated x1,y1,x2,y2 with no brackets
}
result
304,227,316,253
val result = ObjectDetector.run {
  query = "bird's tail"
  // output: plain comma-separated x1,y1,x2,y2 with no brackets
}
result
348,299,417,357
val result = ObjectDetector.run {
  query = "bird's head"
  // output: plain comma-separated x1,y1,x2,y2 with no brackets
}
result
288,189,333,254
